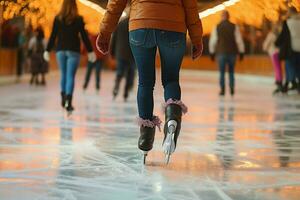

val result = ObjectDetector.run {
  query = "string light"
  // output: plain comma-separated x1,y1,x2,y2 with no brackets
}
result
78,0,105,14
199,0,240,19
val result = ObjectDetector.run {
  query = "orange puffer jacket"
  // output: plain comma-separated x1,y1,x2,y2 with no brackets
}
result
99,0,203,44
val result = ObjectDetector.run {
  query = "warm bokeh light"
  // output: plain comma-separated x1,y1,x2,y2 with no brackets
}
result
1,0,104,36
1,0,300,36
201,0,300,34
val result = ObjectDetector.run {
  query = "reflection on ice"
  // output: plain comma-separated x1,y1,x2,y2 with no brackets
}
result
0,70,300,200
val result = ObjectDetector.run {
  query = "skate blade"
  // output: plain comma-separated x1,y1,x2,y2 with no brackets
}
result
165,153,171,165
67,111,72,117
163,122,177,164
141,151,148,165
163,135,174,165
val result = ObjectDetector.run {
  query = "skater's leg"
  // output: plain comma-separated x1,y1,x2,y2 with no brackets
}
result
95,60,102,90
130,29,160,158
65,51,80,95
130,46,156,120
157,30,186,102
272,53,283,83
30,73,34,85
64,51,80,111
35,74,39,85
228,54,237,95
272,53,283,93
285,58,296,91
41,73,46,85
56,51,67,93
113,59,126,97
83,61,93,89
294,52,300,92
218,54,226,95
157,30,187,162
124,61,135,100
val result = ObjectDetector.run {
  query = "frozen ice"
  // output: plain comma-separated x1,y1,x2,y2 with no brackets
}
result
0,70,300,200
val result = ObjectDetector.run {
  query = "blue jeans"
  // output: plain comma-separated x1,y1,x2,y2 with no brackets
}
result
129,29,186,120
285,59,296,82
56,51,80,95
290,51,300,81
217,54,237,89
84,59,102,89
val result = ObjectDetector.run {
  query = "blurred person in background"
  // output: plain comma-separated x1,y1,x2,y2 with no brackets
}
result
28,27,48,86
209,10,245,96
263,25,283,94
82,33,105,92
111,16,135,102
276,7,299,94
97,0,203,164
16,29,26,83
44,0,96,114
287,7,300,93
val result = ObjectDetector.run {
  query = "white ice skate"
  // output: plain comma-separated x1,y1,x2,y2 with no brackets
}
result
163,120,177,164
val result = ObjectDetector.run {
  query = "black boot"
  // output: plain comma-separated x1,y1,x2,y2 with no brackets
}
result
61,92,66,108
30,75,34,85
290,80,298,91
138,116,161,164
138,126,156,152
219,87,225,96
163,102,184,164
65,94,74,112
282,82,289,94
83,83,88,90
113,76,121,99
230,87,235,96
273,82,283,94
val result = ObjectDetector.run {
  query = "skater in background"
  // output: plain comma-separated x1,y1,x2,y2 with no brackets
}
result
276,7,299,94
83,33,105,91
209,10,245,96
16,30,27,83
111,16,135,101
263,25,283,94
286,7,300,93
97,0,203,164
44,0,96,113
28,27,48,86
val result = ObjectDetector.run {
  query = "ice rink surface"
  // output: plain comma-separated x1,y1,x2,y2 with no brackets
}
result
0,70,300,200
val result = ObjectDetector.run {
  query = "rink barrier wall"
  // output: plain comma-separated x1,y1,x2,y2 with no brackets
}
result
0,49,276,77
0,48,17,75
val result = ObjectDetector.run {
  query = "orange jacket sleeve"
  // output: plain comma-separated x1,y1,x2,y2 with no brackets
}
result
182,0,203,44
99,0,128,42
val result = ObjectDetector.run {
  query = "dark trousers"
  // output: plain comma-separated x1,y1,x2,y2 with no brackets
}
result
114,58,135,97
217,54,237,89
291,51,300,82
83,59,102,89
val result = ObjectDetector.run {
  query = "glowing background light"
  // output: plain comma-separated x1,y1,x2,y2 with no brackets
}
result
78,0,105,14
199,0,241,19
1,0,300,36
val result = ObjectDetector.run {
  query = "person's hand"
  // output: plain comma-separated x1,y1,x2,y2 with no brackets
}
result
88,52,97,63
43,51,50,62
210,54,215,61
239,53,244,61
96,34,110,55
192,43,203,60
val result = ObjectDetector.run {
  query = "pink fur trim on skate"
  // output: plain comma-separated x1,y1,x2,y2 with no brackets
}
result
137,116,162,131
163,99,188,114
